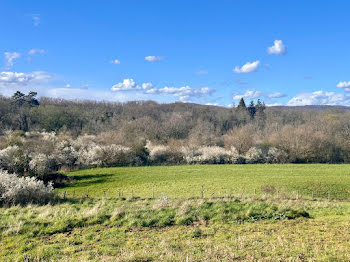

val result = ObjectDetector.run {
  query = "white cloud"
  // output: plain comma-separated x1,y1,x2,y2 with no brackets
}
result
32,15,40,26
4,52,21,69
336,81,350,92
28,49,45,55
267,40,287,55
233,90,263,100
141,83,153,90
0,71,52,87
0,72,148,103
45,88,147,102
196,70,208,75
268,92,287,98
146,85,213,102
111,79,137,91
111,78,154,92
110,59,120,65
0,71,53,97
0,72,214,104
145,56,164,62
266,103,283,107
287,91,349,106
81,84,89,89
145,88,157,94
233,61,260,74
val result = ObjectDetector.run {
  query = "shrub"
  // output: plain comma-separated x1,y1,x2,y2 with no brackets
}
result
130,140,149,166
229,146,245,164
245,147,265,164
266,147,288,163
97,144,131,167
0,170,53,206
75,143,103,167
29,153,57,178
0,145,30,174
53,140,78,168
148,144,184,164
182,146,232,164
73,140,132,168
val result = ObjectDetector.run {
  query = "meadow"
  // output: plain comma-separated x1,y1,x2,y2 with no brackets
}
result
2,164,350,261
57,164,350,200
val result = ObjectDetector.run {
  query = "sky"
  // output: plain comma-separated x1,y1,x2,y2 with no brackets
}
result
1,0,350,107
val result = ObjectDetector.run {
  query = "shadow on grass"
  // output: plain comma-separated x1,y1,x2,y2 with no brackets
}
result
70,173,115,180
63,173,115,188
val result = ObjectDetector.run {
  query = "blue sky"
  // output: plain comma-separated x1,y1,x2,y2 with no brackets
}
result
1,0,350,106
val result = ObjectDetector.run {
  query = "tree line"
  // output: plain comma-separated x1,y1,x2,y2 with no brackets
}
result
1,91,350,166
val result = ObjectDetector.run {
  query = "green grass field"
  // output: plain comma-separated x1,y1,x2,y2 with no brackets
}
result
3,164,350,261
58,164,350,200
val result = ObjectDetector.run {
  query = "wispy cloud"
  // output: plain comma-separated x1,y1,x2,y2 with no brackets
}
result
144,56,164,62
268,92,287,98
32,15,40,26
146,85,214,101
336,81,350,91
233,90,263,100
28,49,45,56
110,59,120,65
267,40,287,55
195,70,208,75
4,52,21,69
233,61,260,74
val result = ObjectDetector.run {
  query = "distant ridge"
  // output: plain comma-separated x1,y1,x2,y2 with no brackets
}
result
270,105,350,111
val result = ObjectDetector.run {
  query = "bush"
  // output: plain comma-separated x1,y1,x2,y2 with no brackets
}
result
96,144,131,167
0,170,53,206
148,144,184,164
0,145,30,174
53,140,78,168
229,147,244,164
29,153,57,178
130,140,149,166
182,146,232,164
245,147,265,164
266,147,288,163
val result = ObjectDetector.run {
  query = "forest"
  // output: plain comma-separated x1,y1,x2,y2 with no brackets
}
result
1,91,350,182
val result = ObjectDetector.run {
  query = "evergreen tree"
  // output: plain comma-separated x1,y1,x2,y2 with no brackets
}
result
255,99,266,113
11,91,40,131
11,91,26,108
247,100,256,118
26,91,40,107
11,91,40,108
237,98,246,110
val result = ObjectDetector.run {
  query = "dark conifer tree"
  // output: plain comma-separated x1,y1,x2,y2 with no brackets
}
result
247,100,256,118
255,99,266,113
237,98,247,110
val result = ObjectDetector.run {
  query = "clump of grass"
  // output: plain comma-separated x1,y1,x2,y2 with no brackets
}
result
261,185,276,195
0,198,310,241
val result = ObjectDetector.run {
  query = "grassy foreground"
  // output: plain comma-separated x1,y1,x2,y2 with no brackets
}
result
58,164,350,200
2,164,350,261
1,197,350,261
